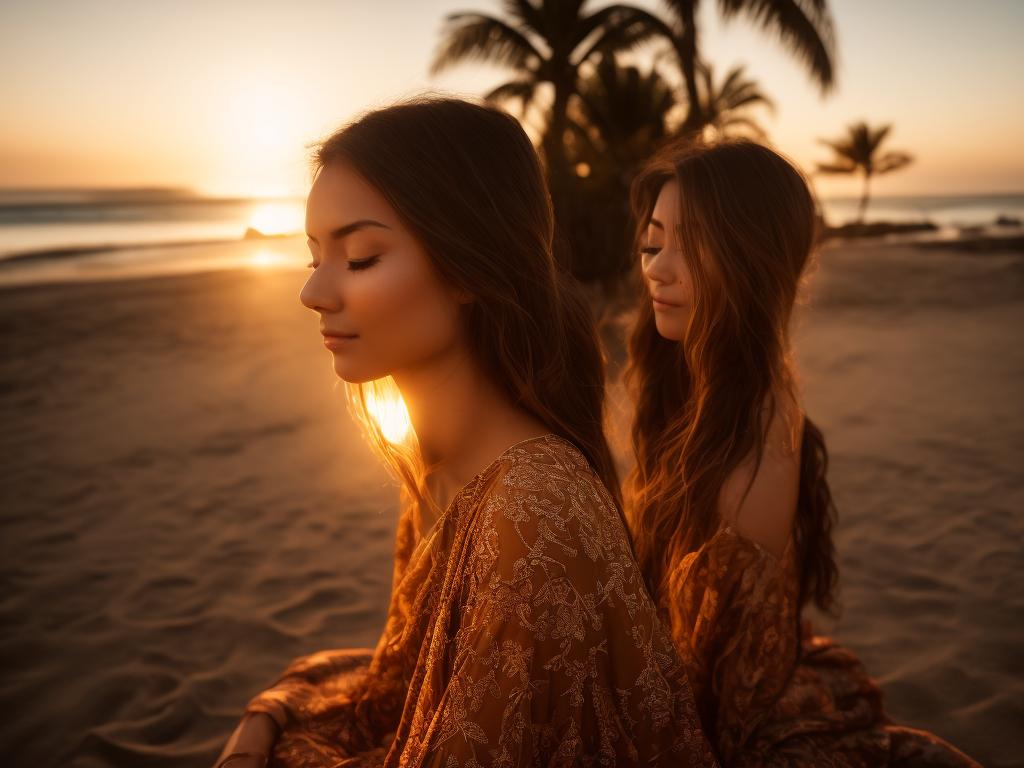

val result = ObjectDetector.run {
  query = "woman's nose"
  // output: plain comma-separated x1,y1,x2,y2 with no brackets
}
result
299,267,341,313
642,250,674,285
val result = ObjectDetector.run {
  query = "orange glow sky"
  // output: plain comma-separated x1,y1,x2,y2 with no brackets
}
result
1,0,1021,198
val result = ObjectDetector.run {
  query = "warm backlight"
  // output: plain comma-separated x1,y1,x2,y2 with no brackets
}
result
364,386,412,444
247,202,303,236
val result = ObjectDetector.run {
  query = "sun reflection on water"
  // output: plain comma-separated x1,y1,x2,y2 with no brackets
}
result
246,249,290,269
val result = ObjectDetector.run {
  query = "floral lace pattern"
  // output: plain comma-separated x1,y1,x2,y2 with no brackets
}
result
244,434,718,767
660,525,981,767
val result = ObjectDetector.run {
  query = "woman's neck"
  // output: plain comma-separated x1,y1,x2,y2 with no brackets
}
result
392,345,549,513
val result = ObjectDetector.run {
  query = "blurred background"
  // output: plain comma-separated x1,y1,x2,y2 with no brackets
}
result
0,1,1020,766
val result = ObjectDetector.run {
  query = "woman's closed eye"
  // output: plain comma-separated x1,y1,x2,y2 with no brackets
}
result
346,254,380,271
305,255,381,271
640,245,662,256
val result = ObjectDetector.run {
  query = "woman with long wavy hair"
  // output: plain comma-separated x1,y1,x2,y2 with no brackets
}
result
624,137,979,766
212,97,717,768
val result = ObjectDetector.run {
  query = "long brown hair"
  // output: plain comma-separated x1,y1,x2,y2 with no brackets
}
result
311,96,626,530
624,137,838,614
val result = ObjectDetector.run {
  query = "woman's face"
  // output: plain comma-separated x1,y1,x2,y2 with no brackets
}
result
300,162,468,383
641,178,692,342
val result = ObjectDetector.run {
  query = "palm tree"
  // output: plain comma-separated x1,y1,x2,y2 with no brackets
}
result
816,122,913,224
696,61,774,140
562,55,679,280
430,0,654,187
570,54,678,174
610,0,836,132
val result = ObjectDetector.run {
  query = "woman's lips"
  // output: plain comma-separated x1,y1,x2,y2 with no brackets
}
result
653,297,682,310
322,332,358,350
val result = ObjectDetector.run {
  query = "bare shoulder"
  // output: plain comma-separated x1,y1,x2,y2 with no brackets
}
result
718,389,804,559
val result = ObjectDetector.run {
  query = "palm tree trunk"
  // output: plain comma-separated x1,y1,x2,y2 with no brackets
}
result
857,172,872,224
543,76,575,269
678,4,703,131
544,82,571,180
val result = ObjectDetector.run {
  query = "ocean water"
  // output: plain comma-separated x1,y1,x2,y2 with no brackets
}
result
0,188,305,258
0,188,1021,286
819,192,1024,229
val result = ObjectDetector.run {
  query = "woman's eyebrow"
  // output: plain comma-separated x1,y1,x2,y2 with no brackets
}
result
306,219,390,244
648,218,664,230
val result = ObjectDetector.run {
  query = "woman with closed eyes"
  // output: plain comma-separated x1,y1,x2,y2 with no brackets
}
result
212,97,718,768
624,137,980,766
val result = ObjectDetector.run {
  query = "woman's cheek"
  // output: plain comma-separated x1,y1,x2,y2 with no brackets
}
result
349,260,433,352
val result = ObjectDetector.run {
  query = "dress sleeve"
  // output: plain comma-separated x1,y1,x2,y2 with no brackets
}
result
663,525,799,763
412,457,718,767
243,647,384,764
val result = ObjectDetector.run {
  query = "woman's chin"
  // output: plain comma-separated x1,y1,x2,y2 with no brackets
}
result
330,357,381,385
653,319,685,342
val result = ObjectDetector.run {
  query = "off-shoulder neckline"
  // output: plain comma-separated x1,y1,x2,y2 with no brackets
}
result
418,432,562,541
663,523,796,594
713,522,793,564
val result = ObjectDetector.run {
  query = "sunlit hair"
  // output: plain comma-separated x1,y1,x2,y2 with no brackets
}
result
311,96,626,538
624,137,838,616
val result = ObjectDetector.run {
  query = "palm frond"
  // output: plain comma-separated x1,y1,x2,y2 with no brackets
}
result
718,114,767,136
814,161,857,175
697,61,773,135
715,0,836,92
718,63,747,95
431,13,542,75
868,123,893,152
502,0,542,30
724,90,775,113
574,6,679,65
484,78,540,114
874,151,913,175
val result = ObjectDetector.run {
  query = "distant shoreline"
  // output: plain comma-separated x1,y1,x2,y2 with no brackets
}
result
0,230,1021,292
0,228,294,265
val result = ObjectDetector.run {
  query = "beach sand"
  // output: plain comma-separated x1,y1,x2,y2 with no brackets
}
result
0,237,1020,766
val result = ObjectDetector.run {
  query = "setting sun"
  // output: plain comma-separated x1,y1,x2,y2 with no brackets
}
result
247,202,304,237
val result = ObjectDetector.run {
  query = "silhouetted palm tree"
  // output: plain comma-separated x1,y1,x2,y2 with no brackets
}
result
430,0,653,186
560,54,678,281
570,54,677,174
816,122,913,224
612,0,836,131
697,61,774,139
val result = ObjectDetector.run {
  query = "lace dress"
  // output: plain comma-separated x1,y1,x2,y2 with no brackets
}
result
660,524,981,766
243,433,718,767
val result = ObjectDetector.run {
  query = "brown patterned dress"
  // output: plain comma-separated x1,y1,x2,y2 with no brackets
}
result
660,524,981,766
244,433,719,767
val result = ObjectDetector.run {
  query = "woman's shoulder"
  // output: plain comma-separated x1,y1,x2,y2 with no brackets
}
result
493,431,601,486
469,432,634,573
490,431,591,469
488,433,621,524
717,388,804,559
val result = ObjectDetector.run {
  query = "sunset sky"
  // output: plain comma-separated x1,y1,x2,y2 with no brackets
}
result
1,0,1021,199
